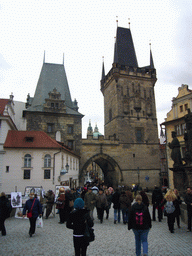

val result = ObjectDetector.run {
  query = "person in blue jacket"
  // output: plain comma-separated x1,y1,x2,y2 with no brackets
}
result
23,192,42,237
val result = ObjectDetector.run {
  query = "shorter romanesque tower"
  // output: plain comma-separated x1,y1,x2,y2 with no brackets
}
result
23,57,83,154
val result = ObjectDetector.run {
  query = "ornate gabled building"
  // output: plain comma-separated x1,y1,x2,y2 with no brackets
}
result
23,60,84,154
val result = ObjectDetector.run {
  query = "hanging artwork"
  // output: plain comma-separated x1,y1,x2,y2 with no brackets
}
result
11,192,22,208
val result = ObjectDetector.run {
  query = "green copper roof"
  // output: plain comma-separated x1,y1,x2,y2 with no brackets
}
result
26,62,82,116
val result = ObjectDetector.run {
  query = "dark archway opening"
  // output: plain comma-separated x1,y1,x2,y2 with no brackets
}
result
80,154,122,188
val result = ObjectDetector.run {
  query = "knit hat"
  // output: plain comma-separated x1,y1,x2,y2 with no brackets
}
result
74,198,84,210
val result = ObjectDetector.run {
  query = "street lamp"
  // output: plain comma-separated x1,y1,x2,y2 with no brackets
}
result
60,163,69,176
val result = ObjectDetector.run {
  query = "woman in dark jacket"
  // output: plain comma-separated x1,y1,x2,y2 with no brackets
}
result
174,189,182,228
23,192,42,237
0,192,12,236
67,198,94,256
128,195,152,256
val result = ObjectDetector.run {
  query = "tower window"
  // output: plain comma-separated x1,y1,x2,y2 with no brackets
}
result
132,83,134,92
135,128,144,143
180,105,183,112
68,140,74,150
47,123,54,133
184,104,188,111
109,109,112,121
67,125,74,134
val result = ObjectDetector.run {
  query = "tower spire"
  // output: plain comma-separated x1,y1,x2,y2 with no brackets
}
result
101,56,105,80
149,41,154,69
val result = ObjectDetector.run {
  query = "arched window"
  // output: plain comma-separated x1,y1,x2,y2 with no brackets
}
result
24,154,31,167
44,154,51,168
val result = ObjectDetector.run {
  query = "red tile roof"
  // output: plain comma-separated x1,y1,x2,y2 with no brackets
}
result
4,131,75,154
0,99,9,116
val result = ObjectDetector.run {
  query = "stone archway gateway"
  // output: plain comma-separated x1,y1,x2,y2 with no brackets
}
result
80,153,123,187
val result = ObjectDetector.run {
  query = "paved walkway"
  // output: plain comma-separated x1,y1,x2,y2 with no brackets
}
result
0,205,191,256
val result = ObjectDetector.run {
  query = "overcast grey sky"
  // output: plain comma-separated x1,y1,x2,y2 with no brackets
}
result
1,0,192,138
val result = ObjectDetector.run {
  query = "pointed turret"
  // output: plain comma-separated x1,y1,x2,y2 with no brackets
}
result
101,57,105,80
150,48,154,69
113,27,138,67
87,120,93,136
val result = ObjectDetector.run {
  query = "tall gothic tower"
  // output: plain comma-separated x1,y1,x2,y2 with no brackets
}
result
101,26,158,145
100,26,160,186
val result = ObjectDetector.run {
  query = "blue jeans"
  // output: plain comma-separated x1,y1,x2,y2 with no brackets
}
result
121,208,129,223
114,208,120,222
133,229,149,256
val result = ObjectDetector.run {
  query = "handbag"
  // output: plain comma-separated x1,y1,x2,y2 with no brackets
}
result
36,216,43,228
27,198,36,218
84,219,95,243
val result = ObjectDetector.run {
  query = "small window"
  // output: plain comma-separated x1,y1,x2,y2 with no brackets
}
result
47,123,54,133
180,105,183,112
6,166,9,173
44,154,51,167
51,103,54,108
24,170,30,179
185,104,188,111
24,154,31,167
67,125,74,134
44,170,51,179
68,140,73,150
56,103,59,109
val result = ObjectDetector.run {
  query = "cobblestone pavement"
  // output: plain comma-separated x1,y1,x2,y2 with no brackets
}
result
0,205,192,256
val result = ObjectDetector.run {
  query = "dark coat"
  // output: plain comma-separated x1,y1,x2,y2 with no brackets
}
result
119,194,131,210
128,202,152,230
184,193,192,212
66,209,93,236
96,194,108,209
152,187,163,205
0,196,12,219
174,196,182,216
23,198,42,218
112,191,120,209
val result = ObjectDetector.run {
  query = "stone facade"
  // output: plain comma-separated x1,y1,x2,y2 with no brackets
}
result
80,135,160,189
25,111,82,155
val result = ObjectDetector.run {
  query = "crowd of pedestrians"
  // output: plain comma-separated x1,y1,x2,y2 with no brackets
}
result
0,184,192,256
